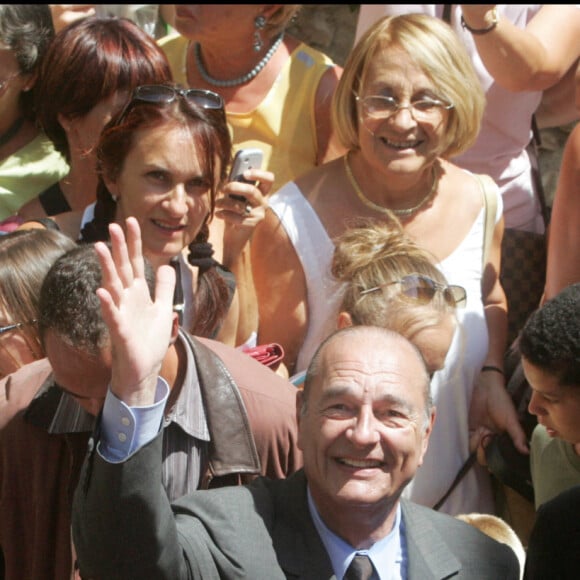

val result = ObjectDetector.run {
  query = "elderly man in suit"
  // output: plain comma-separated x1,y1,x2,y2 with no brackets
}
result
72,218,519,579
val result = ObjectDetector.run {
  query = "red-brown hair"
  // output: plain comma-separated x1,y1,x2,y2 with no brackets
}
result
35,16,172,160
81,90,233,339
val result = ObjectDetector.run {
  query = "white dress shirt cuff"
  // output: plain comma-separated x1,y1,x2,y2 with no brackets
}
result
97,378,169,463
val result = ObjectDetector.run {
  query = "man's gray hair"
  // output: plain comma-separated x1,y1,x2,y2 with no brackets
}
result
301,326,432,429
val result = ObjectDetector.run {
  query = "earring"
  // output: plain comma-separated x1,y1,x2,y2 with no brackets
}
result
253,15,266,52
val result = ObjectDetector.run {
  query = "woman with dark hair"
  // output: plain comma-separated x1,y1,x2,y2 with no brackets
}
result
79,84,271,342
0,4,68,221
15,16,173,220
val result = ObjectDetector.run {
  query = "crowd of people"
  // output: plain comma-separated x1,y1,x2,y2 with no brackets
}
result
1,4,580,578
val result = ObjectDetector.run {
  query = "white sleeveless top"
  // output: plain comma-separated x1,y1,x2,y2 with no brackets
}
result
269,177,503,515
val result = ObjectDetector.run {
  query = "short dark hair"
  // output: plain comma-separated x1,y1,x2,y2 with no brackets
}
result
519,283,580,387
0,5,54,72
36,16,172,160
0,4,54,119
38,243,155,355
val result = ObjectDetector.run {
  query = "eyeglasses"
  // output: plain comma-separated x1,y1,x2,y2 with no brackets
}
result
356,94,454,123
360,274,466,308
0,320,38,336
117,84,225,124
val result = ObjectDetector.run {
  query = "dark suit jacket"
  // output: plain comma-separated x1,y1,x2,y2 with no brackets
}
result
73,431,519,579
0,334,301,580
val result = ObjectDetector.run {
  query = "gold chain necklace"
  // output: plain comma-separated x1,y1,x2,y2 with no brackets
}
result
344,153,438,218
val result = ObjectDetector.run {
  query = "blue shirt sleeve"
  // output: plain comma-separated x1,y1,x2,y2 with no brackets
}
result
97,378,169,463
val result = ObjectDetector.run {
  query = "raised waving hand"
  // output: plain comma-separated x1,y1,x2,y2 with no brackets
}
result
94,217,175,407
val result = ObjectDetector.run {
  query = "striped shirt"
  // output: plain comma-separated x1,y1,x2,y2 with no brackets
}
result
48,329,210,501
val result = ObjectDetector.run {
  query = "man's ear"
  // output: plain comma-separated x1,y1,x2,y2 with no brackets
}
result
336,311,353,329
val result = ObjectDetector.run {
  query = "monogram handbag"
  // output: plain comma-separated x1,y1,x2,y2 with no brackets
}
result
479,126,548,504
500,228,547,346
500,123,550,345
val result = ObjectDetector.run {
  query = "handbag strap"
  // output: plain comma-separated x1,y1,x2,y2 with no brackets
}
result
431,173,494,511
529,115,550,227
432,451,477,511
442,4,452,23
477,173,498,269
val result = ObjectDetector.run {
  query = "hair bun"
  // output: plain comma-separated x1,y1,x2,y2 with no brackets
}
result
188,241,219,274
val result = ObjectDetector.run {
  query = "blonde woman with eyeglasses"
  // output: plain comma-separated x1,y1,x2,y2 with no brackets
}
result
252,13,527,515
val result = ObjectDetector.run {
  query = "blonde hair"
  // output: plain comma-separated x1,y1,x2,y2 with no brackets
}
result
331,216,456,343
332,13,485,158
456,513,525,578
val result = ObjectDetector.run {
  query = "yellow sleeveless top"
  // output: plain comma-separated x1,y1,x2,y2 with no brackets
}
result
159,34,335,191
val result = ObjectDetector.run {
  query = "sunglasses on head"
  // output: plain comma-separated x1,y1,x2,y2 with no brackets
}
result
360,274,467,308
117,84,225,125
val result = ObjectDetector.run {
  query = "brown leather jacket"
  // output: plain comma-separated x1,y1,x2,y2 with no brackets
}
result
0,333,302,580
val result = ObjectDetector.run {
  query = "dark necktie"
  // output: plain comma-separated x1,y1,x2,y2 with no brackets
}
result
344,554,375,580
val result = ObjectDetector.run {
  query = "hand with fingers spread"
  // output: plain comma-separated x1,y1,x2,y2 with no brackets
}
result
94,217,176,407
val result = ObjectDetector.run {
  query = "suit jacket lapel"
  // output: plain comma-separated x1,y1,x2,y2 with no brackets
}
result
402,500,461,579
272,471,336,580
268,476,463,580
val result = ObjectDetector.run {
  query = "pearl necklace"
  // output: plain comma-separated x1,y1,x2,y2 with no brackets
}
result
344,153,439,218
193,33,284,88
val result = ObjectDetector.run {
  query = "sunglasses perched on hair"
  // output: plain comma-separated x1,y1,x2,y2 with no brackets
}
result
0,320,38,336
117,84,225,124
360,274,467,308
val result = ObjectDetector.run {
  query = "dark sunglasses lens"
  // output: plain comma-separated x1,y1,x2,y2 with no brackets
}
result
400,275,436,304
185,89,223,110
134,85,175,103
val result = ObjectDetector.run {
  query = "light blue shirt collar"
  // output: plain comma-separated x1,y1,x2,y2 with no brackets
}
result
307,487,407,580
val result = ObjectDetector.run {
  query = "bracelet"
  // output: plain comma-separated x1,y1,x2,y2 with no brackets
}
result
461,8,499,35
481,365,504,376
